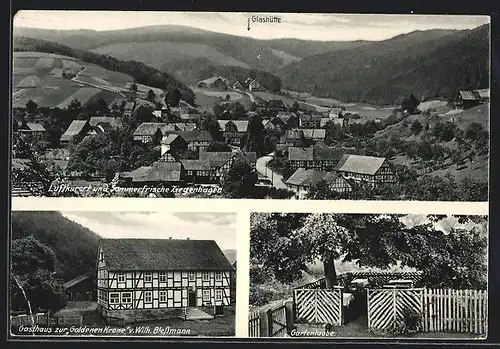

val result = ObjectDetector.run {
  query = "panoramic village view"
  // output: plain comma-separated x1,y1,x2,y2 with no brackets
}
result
10,211,237,337
11,12,490,200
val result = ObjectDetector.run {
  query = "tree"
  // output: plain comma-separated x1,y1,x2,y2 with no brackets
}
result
410,119,423,135
401,94,420,115
199,113,224,142
207,141,232,152
221,159,258,198
147,89,156,102
251,213,487,290
291,101,300,112
245,113,266,155
130,83,138,93
225,94,231,101
465,122,484,142
166,88,182,107
134,105,155,124
25,100,38,115
10,236,67,313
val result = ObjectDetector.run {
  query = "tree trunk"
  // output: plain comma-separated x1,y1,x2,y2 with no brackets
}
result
323,256,338,288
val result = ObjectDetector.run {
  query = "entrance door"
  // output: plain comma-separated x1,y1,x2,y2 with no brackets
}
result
188,290,197,307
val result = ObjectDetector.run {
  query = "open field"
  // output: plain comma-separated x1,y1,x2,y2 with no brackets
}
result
191,86,244,100
91,41,250,69
57,87,104,108
269,48,302,66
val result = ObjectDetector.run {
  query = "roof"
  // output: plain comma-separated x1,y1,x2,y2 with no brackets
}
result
173,123,196,131
238,151,257,164
89,117,122,129
21,123,46,132
63,272,93,289
161,134,183,145
300,114,323,122
180,113,202,121
459,90,479,101
286,168,347,187
320,118,331,127
176,130,213,143
60,120,88,142
133,123,177,136
124,101,135,110
198,76,225,85
334,154,387,176
474,89,489,99
302,129,326,139
286,129,303,140
288,147,314,161
199,151,236,167
12,158,31,170
218,120,249,132
180,159,211,171
124,162,182,182
99,238,234,271
330,108,342,114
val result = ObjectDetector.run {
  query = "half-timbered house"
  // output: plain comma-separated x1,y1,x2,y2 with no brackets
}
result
218,120,249,146
96,238,234,323
133,123,178,143
333,154,396,187
285,167,352,199
288,144,360,170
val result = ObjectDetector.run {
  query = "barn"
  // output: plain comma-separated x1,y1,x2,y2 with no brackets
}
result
96,238,235,323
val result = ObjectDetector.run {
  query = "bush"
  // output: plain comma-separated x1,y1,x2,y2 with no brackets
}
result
388,307,422,335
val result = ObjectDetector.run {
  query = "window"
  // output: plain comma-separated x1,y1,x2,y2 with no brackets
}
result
159,291,167,302
118,273,125,282
203,290,210,302
215,272,222,281
144,272,152,282
121,292,132,304
144,291,152,303
202,272,210,281
110,292,120,304
159,272,166,282
215,289,223,301
188,272,195,281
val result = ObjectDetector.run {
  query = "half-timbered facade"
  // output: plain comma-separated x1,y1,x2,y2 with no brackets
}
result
97,238,234,323
333,154,396,187
288,144,361,170
285,168,352,199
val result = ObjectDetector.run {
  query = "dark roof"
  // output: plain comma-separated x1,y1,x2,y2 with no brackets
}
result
334,154,387,175
180,113,202,121
124,162,182,182
286,168,348,187
162,134,182,145
173,123,196,131
289,145,359,162
100,238,234,271
300,113,323,122
288,147,314,161
285,129,303,140
198,76,226,85
302,129,326,139
180,159,211,171
60,120,88,142
286,168,313,186
176,130,213,143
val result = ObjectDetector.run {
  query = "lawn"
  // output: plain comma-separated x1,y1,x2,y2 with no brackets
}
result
57,87,103,108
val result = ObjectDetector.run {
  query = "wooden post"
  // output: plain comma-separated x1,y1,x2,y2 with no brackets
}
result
367,289,371,329
266,309,274,337
284,301,295,335
392,288,397,327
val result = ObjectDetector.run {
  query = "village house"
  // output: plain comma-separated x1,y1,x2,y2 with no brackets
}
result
180,112,202,123
218,120,249,146
233,81,243,90
329,107,343,118
285,168,352,199
179,159,212,183
258,100,286,113
244,78,261,91
133,123,178,143
120,161,184,188
123,101,136,118
17,122,46,139
172,123,197,132
302,129,326,142
96,238,234,323
277,112,299,129
262,117,286,131
63,271,95,302
288,144,360,170
197,76,229,91
160,134,188,159
60,120,91,145
199,151,256,182
457,89,490,109
299,113,324,128
174,131,213,153
333,154,396,187
86,116,123,136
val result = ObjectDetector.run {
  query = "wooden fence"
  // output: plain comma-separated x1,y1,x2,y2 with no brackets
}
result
368,288,488,335
422,289,487,335
10,313,48,326
293,288,343,325
248,301,292,337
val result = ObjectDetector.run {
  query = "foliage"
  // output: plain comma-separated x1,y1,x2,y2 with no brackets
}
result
401,94,420,114
410,119,423,134
10,236,69,313
245,113,266,156
278,25,489,105
388,307,422,335
199,113,224,142
26,100,38,115
250,213,487,290
207,141,232,152
147,89,156,102
221,159,258,198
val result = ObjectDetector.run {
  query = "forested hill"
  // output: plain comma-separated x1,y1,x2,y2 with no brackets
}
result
277,25,490,106
13,36,196,105
11,212,100,282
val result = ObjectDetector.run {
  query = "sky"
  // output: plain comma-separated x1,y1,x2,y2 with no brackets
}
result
61,211,237,250
13,11,490,41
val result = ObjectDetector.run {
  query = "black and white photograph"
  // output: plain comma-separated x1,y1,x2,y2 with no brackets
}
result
249,213,488,338
9,211,237,337
11,11,489,201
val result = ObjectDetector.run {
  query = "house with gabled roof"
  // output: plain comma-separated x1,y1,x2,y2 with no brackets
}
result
60,120,91,145
199,151,256,182
96,238,234,323
197,76,229,91
457,89,490,109
299,113,324,128
160,134,188,161
133,123,178,143
218,120,249,146
334,154,396,187
63,271,95,302
288,144,361,170
17,122,46,138
120,162,184,185
285,168,352,199
174,130,213,152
